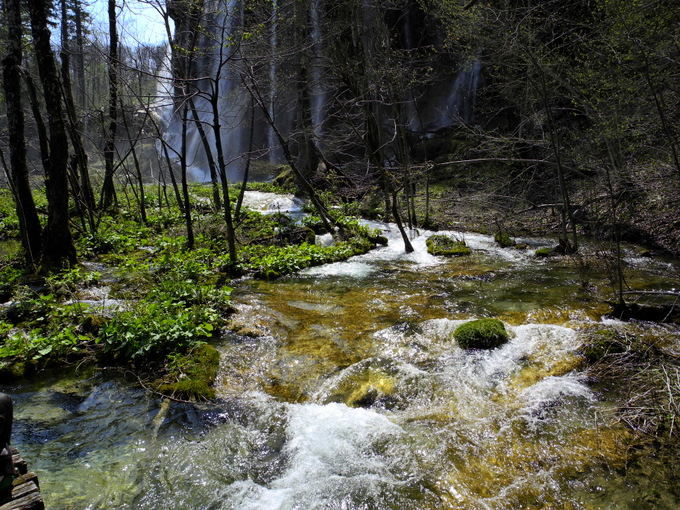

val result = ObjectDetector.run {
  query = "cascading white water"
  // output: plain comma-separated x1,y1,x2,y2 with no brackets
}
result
240,190,305,216
268,0,279,162
160,0,486,181
310,0,326,139
426,59,483,131
10,192,680,507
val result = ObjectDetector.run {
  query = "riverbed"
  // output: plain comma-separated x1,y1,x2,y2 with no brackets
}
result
4,220,680,509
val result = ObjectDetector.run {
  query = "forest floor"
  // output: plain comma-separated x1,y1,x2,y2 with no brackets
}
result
414,169,680,256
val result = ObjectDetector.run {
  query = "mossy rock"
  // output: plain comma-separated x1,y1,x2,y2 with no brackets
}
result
154,344,220,400
535,247,552,258
494,232,516,248
426,235,471,257
0,361,26,383
454,319,509,350
272,165,295,189
369,234,388,246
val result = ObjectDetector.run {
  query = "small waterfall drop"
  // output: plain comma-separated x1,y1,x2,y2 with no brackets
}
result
427,59,483,131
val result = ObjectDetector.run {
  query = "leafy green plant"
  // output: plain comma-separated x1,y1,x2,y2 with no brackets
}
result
98,302,214,360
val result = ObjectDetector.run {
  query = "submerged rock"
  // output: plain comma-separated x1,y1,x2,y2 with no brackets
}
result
453,318,509,350
319,358,401,410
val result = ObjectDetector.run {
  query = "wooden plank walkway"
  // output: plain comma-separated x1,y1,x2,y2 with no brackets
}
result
0,448,44,510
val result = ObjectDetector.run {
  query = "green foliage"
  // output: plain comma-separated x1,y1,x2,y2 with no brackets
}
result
454,318,509,350
0,320,90,363
426,234,471,256
98,302,214,360
46,267,100,297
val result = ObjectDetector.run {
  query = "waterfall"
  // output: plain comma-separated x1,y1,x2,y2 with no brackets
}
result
429,59,483,131
268,0,279,162
310,0,325,139
160,0,484,182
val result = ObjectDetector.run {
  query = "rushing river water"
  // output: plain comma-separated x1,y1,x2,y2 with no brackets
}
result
3,206,680,509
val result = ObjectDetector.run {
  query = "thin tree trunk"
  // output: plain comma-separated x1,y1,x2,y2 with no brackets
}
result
211,85,238,263
119,97,147,224
101,0,119,211
235,95,255,222
1,0,42,267
243,72,335,233
74,0,86,108
61,0,96,232
392,186,414,253
180,102,194,249
188,95,221,210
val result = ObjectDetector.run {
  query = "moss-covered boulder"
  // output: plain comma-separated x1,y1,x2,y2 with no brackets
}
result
494,232,516,248
154,344,220,400
454,319,509,350
426,235,471,256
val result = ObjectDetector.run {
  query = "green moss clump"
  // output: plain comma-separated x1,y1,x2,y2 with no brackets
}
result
155,344,220,400
494,232,516,248
426,235,471,256
535,247,552,258
454,318,509,350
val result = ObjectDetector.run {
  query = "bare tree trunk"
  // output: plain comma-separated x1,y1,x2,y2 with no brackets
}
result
1,0,42,267
188,96,221,210
235,95,255,222
392,186,414,253
61,0,96,232
28,0,77,269
101,0,119,211
243,71,335,233
73,0,86,108
180,102,194,249
530,51,578,253
119,98,147,224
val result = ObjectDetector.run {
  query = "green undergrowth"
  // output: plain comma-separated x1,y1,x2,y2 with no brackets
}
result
0,183,379,398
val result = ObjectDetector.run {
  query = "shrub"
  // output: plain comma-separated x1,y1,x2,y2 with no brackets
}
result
454,318,509,349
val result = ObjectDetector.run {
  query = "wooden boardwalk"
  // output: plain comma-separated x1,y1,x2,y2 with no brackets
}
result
0,448,43,510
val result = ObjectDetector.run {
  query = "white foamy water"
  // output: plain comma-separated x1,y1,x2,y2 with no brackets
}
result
230,403,408,510
242,191,305,215
302,220,549,278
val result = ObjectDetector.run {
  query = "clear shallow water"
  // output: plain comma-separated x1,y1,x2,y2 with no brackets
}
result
4,222,680,509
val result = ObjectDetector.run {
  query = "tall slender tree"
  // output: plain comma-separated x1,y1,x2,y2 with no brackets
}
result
100,0,119,210
28,0,77,269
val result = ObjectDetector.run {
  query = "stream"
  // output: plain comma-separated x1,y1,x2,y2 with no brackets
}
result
3,200,680,509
